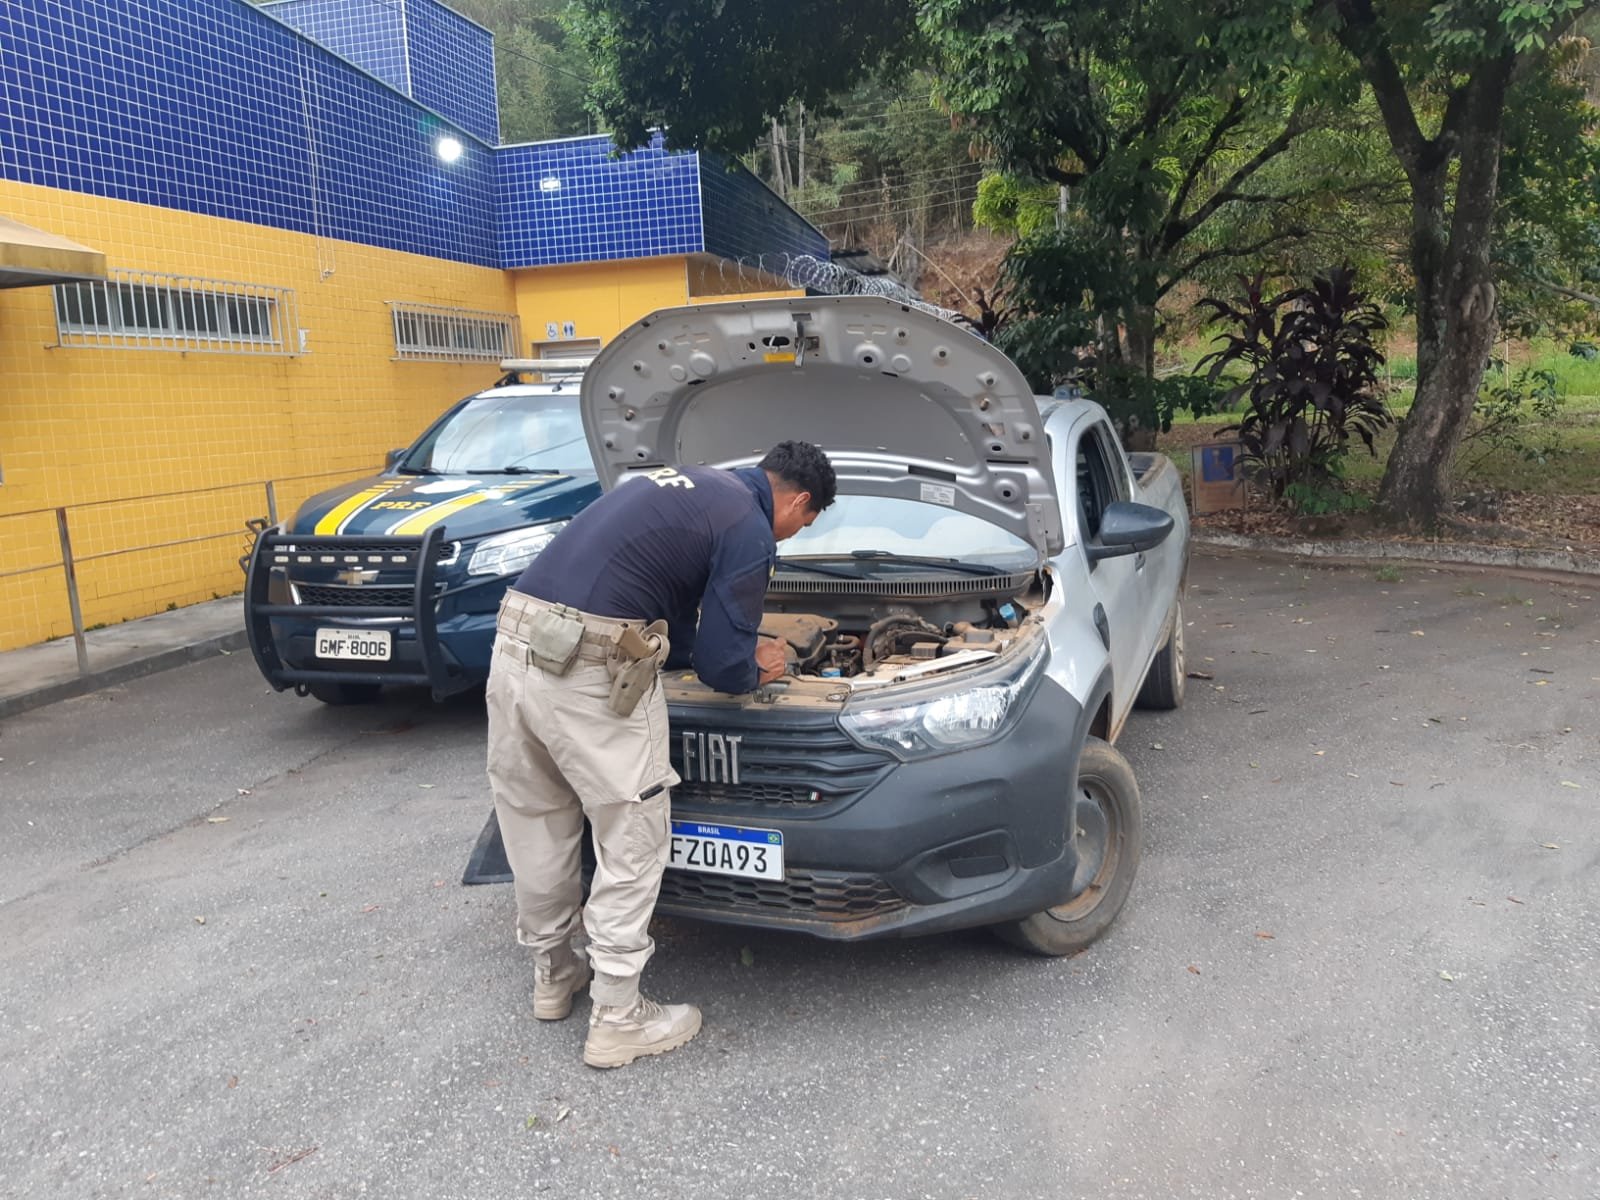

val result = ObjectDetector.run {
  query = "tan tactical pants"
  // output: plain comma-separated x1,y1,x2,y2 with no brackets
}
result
486,594,679,1009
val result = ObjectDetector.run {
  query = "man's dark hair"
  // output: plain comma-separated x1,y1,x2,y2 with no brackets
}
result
759,440,837,512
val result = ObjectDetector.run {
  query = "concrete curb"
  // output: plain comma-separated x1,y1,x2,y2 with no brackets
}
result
1194,531,1600,579
0,628,250,721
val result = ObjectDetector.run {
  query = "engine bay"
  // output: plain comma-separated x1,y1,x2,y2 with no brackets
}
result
660,575,1050,708
758,604,1034,684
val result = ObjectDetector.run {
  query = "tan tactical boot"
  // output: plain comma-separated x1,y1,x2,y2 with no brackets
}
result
583,996,702,1069
532,950,591,1021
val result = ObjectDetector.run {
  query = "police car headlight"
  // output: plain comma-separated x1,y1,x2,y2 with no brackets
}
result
467,522,568,577
840,636,1047,760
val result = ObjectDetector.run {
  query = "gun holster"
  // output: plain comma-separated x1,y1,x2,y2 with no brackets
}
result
606,620,670,717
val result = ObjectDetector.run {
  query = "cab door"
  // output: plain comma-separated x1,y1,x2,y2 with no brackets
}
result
1072,421,1144,726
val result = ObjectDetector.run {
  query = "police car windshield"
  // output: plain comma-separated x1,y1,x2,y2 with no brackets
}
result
778,495,1037,569
403,391,590,475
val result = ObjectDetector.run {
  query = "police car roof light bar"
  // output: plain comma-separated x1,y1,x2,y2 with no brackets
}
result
498,357,593,376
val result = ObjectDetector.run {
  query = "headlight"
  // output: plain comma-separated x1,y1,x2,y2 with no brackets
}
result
840,635,1048,760
466,521,568,577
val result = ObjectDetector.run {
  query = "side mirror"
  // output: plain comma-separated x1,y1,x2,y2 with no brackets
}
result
1087,501,1174,562
384,448,407,471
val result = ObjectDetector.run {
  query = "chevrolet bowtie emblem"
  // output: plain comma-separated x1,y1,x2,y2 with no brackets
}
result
336,568,380,586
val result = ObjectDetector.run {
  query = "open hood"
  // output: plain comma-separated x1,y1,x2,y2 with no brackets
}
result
580,296,1063,554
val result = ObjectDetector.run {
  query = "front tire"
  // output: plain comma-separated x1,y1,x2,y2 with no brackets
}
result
307,681,382,706
995,737,1142,957
1135,598,1185,710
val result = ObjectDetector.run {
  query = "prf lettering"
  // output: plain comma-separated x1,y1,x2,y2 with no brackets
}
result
643,467,695,489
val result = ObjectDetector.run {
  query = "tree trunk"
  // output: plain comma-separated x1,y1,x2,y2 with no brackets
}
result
1378,61,1511,525
1121,302,1160,451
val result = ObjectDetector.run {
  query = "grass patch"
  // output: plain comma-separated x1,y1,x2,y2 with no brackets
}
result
1374,564,1404,582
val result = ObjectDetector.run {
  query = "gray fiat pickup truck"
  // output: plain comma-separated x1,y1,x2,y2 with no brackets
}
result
560,295,1190,956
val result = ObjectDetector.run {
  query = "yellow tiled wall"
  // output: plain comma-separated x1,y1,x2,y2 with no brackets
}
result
509,257,691,346
1,182,806,652
0,181,519,651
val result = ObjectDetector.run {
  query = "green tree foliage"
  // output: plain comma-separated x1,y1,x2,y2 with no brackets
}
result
760,75,985,249
567,0,921,152
1305,0,1598,523
450,0,593,142
972,175,1060,238
567,0,1391,441
919,0,1396,442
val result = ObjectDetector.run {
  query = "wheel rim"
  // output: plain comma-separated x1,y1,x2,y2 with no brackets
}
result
1047,776,1120,922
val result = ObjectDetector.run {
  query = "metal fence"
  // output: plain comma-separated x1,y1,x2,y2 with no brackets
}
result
0,469,356,672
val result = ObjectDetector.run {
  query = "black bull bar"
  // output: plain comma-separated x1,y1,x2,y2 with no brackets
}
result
244,525,459,695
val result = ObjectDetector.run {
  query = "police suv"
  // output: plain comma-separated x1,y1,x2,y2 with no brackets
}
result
577,297,1190,955
243,366,600,704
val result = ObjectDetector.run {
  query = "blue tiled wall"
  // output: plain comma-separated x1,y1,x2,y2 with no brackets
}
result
498,135,703,268
263,0,408,94
3,0,824,277
699,155,830,266
268,0,499,145
404,0,499,146
1,0,498,266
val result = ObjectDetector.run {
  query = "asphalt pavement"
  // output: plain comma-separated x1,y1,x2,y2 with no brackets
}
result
0,549,1595,1200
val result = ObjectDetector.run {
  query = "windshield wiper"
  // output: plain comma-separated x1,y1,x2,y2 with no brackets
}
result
466,466,558,474
393,465,440,475
848,550,1006,576
774,559,864,579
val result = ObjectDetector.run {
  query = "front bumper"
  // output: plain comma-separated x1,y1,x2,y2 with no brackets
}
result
655,677,1088,940
243,527,507,698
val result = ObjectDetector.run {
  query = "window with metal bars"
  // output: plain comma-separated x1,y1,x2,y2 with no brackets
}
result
389,302,519,362
52,270,294,353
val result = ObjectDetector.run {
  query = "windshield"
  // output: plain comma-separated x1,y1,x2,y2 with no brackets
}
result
402,390,590,474
780,495,1037,569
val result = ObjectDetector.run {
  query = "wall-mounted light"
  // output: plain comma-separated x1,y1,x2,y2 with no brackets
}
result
436,135,464,164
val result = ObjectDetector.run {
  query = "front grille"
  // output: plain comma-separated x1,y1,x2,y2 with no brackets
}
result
671,781,827,808
295,584,414,609
658,866,905,921
668,709,892,812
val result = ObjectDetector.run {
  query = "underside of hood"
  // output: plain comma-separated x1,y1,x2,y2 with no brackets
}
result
580,296,1063,554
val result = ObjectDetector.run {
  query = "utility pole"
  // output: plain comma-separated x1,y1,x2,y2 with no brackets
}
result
770,117,790,198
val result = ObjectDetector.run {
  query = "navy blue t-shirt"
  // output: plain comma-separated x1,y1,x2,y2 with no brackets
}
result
512,465,775,694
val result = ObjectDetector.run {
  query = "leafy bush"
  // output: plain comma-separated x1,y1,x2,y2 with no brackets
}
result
1197,267,1393,502
1458,367,1564,471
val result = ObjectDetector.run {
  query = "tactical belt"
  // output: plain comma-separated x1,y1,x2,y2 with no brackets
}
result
496,591,670,716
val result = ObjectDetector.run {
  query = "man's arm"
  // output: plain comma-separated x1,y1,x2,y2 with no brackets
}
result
690,517,773,693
